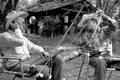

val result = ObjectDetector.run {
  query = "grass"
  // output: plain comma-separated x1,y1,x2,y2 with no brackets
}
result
1,34,120,80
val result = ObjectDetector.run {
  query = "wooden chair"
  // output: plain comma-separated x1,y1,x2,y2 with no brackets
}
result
0,49,64,80
106,56,120,80
77,52,120,80
0,56,30,80
0,55,54,80
0,50,48,80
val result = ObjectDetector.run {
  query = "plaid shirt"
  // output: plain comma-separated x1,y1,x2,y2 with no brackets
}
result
79,30,102,53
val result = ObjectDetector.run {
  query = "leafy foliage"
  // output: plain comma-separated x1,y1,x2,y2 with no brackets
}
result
39,0,80,4
38,15,63,37
96,0,120,18
0,0,19,32
88,0,120,54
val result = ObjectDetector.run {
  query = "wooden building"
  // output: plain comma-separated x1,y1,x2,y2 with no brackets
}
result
22,0,96,36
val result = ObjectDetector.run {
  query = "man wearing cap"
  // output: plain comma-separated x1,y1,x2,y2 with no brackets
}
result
0,11,64,80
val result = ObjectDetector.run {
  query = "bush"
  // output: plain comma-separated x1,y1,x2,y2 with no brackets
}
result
38,15,63,37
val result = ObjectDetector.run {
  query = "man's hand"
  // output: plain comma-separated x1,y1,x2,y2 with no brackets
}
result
41,51,49,58
44,51,49,57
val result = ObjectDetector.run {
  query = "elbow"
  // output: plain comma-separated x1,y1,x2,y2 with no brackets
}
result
14,40,24,46
18,41,24,46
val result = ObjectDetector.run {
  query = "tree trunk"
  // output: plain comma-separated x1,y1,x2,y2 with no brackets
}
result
0,0,19,32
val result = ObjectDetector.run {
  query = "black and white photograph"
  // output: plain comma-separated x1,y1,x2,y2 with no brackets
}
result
0,0,120,80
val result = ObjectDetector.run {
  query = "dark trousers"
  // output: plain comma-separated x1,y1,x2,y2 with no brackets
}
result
9,55,64,80
89,57,119,80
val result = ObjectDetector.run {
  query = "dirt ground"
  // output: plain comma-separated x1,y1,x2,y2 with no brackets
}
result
0,34,120,80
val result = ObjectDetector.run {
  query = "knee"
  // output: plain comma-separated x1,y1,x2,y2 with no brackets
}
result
54,55,64,64
41,66,50,78
94,59,107,71
90,58,107,69
97,59,107,68
36,66,50,80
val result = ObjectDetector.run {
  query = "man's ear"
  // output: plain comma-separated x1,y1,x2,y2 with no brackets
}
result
10,22,19,30
10,23,15,29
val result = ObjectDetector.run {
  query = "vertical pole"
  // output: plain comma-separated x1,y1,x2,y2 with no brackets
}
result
77,53,88,80
108,70,113,80
19,59,24,80
85,54,90,80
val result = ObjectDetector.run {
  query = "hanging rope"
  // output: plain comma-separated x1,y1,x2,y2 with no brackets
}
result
65,1,96,48
79,0,108,49
67,13,97,48
43,4,85,78
77,0,109,80
68,0,109,50
55,2,97,50
90,0,108,39
56,5,84,47
30,3,85,78
38,0,109,79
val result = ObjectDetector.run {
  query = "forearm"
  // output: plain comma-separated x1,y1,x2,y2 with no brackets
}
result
0,29,24,47
28,40,45,54
7,29,24,47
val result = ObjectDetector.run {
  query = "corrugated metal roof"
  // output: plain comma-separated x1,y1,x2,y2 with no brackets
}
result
24,0,83,12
